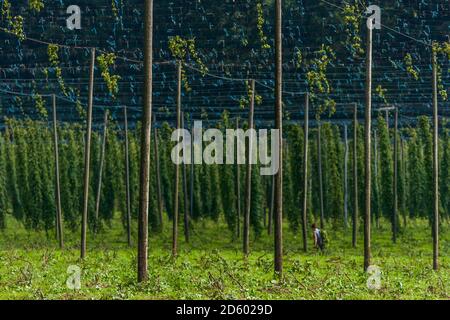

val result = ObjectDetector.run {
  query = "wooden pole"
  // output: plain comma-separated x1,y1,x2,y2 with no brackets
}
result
181,112,190,243
153,115,164,229
374,129,380,228
364,21,373,271
124,106,132,246
274,0,283,276
353,103,358,248
94,110,109,234
172,62,182,257
432,47,439,271
244,79,255,256
302,93,309,252
138,0,153,282
317,123,325,229
344,124,349,228
81,48,95,260
52,94,63,249
236,117,241,239
190,117,194,227
400,137,407,227
393,108,398,243
263,188,267,228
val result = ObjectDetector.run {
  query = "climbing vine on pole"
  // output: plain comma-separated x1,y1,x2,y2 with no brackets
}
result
47,44,68,96
432,42,449,101
239,80,262,109
1,0,12,20
376,85,388,104
294,48,303,69
97,53,121,99
11,16,25,40
32,92,47,119
342,2,364,58
75,96,86,120
168,36,208,92
111,0,122,20
404,53,419,81
29,0,44,12
305,45,336,116
1,1,25,40
256,1,270,50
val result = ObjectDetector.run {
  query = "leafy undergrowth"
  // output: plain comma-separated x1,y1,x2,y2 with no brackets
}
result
0,216,449,300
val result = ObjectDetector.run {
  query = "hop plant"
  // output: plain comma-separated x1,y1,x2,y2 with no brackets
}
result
306,45,337,116
97,53,121,99
29,0,44,12
11,15,25,40
376,85,388,104
256,2,271,50
342,2,364,58
404,53,419,81
47,44,68,96
168,36,208,92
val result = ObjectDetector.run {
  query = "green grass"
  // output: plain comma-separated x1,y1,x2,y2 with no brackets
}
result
0,215,449,300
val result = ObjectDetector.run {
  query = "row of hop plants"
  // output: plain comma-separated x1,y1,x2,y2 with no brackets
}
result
0,116,449,240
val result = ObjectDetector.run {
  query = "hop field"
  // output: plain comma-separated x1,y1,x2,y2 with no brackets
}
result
0,216,448,300
0,0,448,303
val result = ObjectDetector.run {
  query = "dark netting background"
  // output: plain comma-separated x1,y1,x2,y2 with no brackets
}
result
0,0,448,127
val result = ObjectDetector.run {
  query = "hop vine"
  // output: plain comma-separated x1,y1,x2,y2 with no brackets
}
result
239,81,262,109
1,1,25,40
97,53,121,99
29,0,44,12
306,45,337,115
111,0,120,20
1,0,12,21
11,15,25,40
294,48,303,69
32,93,47,119
376,85,388,104
432,42,449,101
404,53,419,81
342,2,364,58
256,2,271,50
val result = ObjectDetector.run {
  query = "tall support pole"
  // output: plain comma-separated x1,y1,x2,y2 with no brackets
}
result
94,110,109,234
264,189,268,228
181,112,190,243
138,0,153,282
393,108,398,243
190,117,194,227
432,47,439,271
274,0,283,276
364,21,373,271
173,62,182,257
317,123,325,229
124,106,132,246
81,48,95,260
344,124,349,228
236,117,241,239
244,79,255,256
400,137,407,227
268,174,274,235
302,93,309,252
353,103,358,248
52,94,63,249
153,115,164,229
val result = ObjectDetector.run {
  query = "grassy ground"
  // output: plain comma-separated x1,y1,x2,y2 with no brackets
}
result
0,215,449,300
